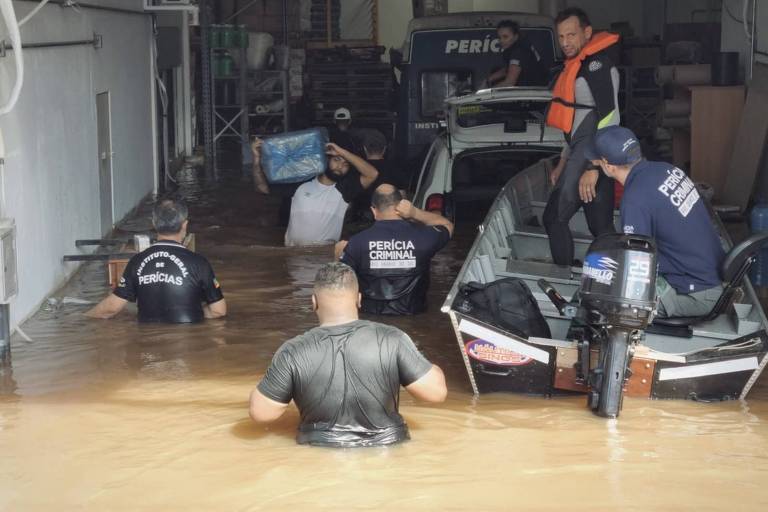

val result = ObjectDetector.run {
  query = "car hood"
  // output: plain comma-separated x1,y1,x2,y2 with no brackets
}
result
446,88,565,148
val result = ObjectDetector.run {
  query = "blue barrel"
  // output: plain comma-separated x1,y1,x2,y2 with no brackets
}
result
750,204,768,286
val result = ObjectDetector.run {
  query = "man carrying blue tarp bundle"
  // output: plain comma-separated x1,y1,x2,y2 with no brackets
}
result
251,135,379,247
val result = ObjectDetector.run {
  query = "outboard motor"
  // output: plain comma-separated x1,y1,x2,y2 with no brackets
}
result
578,234,658,418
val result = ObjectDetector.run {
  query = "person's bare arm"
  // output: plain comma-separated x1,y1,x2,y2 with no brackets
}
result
251,138,270,194
249,388,290,422
405,365,447,403
494,64,522,87
326,143,379,189
203,298,227,319
395,199,454,237
487,68,506,86
84,294,128,319
334,240,348,260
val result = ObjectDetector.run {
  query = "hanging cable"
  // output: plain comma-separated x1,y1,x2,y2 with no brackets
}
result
18,0,51,27
0,0,24,116
723,0,745,22
741,0,753,40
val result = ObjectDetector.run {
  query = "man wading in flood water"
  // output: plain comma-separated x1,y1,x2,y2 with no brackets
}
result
86,198,226,323
335,184,453,315
249,262,447,447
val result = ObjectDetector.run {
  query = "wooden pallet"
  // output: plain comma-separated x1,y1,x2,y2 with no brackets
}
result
313,110,395,122
308,64,390,75
309,89,391,100
312,101,393,111
309,79,392,91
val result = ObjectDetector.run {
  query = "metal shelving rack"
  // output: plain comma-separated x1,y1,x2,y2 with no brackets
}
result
210,45,249,175
618,65,663,139
248,69,290,137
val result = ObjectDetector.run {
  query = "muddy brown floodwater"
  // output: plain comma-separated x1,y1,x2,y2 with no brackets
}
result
1,168,767,511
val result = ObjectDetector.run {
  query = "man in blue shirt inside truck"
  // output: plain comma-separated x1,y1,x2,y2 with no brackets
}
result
585,125,725,318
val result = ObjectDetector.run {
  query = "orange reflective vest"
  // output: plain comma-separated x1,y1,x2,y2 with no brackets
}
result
546,32,620,133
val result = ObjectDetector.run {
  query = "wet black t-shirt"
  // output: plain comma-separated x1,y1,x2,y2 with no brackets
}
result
328,126,363,155
113,241,224,323
501,38,547,86
369,159,410,191
257,319,433,447
350,159,410,217
334,171,365,203
341,220,451,315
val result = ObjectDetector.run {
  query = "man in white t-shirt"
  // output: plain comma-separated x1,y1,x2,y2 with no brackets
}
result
286,143,378,246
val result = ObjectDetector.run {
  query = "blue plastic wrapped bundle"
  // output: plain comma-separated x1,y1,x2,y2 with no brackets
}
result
261,128,328,184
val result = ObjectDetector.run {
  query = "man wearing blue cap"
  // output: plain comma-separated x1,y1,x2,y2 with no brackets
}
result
586,126,725,318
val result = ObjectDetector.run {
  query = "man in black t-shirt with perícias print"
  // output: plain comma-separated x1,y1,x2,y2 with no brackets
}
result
86,198,226,323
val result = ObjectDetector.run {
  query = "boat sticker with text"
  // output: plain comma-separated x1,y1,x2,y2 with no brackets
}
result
465,339,533,366
583,253,619,285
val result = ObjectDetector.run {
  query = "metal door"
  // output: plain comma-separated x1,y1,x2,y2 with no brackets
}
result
96,92,114,235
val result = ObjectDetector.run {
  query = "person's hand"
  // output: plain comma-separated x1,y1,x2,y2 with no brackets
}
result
251,137,263,158
579,169,600,203
395,199,416,220
549,159,565,186
325,142,346,157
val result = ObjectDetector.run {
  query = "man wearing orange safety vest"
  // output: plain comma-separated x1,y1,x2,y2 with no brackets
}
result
543,8,620,266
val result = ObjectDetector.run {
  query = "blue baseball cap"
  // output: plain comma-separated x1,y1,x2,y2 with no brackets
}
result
584,126,643,165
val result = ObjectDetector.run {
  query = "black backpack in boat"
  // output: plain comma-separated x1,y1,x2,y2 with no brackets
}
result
455,278,551,339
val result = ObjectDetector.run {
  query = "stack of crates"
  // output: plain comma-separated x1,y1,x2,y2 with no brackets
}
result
307,47,393,131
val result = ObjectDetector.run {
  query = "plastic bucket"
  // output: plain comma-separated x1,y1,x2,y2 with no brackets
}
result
215,53,234,77
237,25,249,48
247,32,274,70
712,51,739,86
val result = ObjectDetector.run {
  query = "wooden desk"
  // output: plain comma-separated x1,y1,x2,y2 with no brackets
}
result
689,85,745,199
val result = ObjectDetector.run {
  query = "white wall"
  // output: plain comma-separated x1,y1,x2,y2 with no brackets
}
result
0,1,156,325
377,0,412,55
721,0,766,77
341,0,373,40
156,11,192,158
566,0,646,32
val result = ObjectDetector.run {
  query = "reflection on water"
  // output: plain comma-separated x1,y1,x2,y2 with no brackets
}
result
0,168,767,510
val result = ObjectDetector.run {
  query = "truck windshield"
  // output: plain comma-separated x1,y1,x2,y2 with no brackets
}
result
421,71,472,118
456,100,549,128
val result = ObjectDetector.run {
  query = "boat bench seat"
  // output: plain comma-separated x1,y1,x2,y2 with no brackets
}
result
504,258,577,282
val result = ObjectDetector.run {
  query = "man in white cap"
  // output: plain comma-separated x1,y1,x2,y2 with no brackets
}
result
329,107,360,154
334,107,352,128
